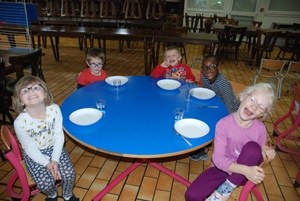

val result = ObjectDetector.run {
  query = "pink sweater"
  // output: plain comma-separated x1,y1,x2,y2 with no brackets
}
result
212,113,266,174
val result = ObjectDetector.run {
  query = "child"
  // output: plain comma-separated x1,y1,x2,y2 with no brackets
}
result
190,54,239,161
12,76,79,201
185,82,277,201
77,48,107,89
151,46,195,82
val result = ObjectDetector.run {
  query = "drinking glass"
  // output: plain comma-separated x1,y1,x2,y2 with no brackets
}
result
174,108,184,123
185,89,194,102
113,79,121,91
96,99,106,113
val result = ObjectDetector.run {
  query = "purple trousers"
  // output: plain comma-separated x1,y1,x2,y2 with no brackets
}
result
185,141,263,201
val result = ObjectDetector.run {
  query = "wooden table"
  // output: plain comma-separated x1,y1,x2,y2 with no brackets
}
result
61,76,228,200
30,25,219,75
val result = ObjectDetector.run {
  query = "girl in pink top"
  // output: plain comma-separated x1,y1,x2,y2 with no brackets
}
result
185,82,277,201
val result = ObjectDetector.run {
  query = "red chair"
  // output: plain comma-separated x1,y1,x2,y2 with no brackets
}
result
0,125,61,200
273,82,300,155
238,180,264,201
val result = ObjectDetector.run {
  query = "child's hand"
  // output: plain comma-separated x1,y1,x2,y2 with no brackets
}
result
262,143,276,163
244,166,265,184
161,61,170,68
46,161,61,180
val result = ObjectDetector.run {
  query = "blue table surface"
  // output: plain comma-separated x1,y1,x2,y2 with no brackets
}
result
61,76,228,158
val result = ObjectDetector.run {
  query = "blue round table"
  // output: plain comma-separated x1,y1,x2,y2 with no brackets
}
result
60,76,228,200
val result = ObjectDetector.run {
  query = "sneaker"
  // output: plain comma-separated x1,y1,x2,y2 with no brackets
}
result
189,150,209,161
64,195,79,201
45,196,58,201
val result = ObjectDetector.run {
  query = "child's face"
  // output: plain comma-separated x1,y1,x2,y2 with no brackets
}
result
87,57,104,76
164,50,182,67
20,82,45,107
202,58,219,83
237,90,270,121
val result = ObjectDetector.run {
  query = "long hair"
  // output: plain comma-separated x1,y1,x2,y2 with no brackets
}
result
12,76,53,114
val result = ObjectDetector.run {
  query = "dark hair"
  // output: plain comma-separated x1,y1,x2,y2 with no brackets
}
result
203,54,220,65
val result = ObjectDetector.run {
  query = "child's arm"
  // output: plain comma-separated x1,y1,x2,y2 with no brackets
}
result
151,63,168,78
228,163,265,184
261,143,276,163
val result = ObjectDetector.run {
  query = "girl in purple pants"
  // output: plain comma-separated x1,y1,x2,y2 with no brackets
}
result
185,83,277,201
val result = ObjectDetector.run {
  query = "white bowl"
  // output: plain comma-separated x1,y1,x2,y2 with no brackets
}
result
174,118,210,138
157,79,181,90
69,108,102,126
191,88,216,100
105,76,129,86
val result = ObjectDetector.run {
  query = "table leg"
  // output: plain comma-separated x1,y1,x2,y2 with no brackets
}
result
144,159,191,187
92,158,191,201
50,36,59,61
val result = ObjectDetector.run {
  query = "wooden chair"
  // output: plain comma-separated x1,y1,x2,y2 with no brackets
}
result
123,0,143,20
221,18,239,25
229,81,246,96
80,0,97,18
253,58,286,99
276,31,300,63
220,26,247,65
184,13,200,32
213,14,228,23
251,29,281,66
0,58,14,125
8,48,45,88
243,20,262,52
163,14,188,62
60,0,80,18
99,0,117,19
277,61,300,92
46,0,60,19
146,0,165,21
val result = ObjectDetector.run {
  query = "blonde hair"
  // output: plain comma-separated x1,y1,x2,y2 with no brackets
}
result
12,76,53,114
163,46,181,58
237,82,276,120
86,48,105,63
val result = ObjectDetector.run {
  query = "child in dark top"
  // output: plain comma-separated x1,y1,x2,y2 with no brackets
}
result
151,46,195,82
190,54,239,161
77,48,107,89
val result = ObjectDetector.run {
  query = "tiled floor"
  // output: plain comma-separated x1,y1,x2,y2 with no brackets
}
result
0,37,300,201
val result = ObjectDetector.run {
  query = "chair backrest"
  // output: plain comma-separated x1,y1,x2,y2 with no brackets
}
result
146,0,165,21
1,125,22,160
8,48,45,82
214,14,228,23
229,81,246,96
222,18,238,25
224,25,247,45
280,61,300,79
282,31,300,51
123,0,143,20
164,14,184,30
252,20,262,27
80,0,97,18
294,23,300,30
61,0,79,18
255,29,281,52
99,0,117,19
184,13,200,32
203,17,214,33
191,68,201,84
46,0,60,18
259,58,286,74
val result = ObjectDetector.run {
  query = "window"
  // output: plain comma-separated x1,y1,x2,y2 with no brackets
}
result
187,0,224,10
268,0,300,12
232,0,256,12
